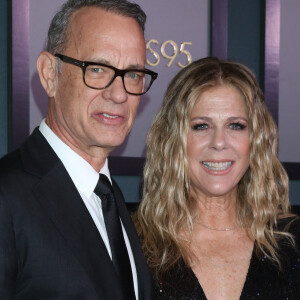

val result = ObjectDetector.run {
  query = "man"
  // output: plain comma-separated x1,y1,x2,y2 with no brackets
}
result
0,0,157,299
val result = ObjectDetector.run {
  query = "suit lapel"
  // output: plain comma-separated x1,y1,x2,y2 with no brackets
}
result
21,129,126,299
112,180,154,300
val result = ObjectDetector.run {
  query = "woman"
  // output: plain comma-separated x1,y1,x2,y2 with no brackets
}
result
136,57,300,299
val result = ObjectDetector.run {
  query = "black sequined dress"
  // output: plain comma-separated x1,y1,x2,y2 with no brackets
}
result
155,217,300,299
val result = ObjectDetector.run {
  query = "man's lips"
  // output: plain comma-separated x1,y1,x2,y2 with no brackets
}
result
93,112,125,124
101,112,119,119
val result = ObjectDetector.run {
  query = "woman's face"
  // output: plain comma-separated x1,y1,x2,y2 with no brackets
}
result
187,85,250,200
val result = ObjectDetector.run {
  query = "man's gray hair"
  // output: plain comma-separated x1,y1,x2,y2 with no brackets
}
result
47,0,146,54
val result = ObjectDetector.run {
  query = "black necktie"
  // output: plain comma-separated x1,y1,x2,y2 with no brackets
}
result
94,174,136,300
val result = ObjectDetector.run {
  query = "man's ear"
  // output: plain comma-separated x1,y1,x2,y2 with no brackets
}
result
36,51,57,98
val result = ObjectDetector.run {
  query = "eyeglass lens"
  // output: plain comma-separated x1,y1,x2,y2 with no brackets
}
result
84,65,152,94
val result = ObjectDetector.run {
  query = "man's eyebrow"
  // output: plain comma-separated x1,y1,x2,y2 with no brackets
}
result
85,58,111,65
85,58,145,70
126,63,145,70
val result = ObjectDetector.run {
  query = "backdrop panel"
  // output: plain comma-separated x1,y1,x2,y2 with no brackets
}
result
264,0,300,180
278,0,300,164
111,0,210,158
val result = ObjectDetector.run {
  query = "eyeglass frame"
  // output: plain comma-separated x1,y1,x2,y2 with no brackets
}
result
54,53,158,95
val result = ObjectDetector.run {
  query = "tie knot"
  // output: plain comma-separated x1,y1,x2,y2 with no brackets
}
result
94,174,113,197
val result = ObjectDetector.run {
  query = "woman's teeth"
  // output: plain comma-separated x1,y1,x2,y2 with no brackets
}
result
202,161,233,170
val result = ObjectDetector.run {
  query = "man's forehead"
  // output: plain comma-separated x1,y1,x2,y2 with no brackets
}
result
67,7,106,36
66,7,143,45
61,6,145,67
69,6,139,33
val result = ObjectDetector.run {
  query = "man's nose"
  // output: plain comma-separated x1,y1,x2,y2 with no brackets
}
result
102,76,128,103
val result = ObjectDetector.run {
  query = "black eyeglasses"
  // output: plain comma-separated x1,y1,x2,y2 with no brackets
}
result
55,53,157,95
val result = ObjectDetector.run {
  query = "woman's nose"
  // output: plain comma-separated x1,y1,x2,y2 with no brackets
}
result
209,128,227,151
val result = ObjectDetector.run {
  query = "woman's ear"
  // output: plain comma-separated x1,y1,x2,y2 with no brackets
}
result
36,51,57,98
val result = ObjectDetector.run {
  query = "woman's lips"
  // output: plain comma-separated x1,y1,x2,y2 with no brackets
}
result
201,160,235,175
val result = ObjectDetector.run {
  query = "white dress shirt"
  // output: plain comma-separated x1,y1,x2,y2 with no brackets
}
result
39,120,138,299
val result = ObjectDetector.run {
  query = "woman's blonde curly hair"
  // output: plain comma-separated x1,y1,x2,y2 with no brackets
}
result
136,57,292,280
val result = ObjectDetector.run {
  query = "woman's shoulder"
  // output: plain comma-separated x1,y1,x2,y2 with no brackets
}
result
276,216,300,297
276,216,300,254
277,215,300,236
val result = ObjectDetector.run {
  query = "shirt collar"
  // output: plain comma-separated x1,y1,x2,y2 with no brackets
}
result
39,119,112,198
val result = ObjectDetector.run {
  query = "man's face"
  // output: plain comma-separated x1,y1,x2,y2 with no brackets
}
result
51,7,146,159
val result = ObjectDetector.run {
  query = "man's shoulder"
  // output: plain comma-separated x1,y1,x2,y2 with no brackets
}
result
0,129,44,182
0,128,57,179
0,148,27,201
0,148,22,177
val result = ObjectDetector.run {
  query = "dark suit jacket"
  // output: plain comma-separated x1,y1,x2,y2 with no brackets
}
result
0,128,153,300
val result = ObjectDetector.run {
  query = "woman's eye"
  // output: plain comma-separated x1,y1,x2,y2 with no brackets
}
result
230,122,246,130
192,123,208,131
